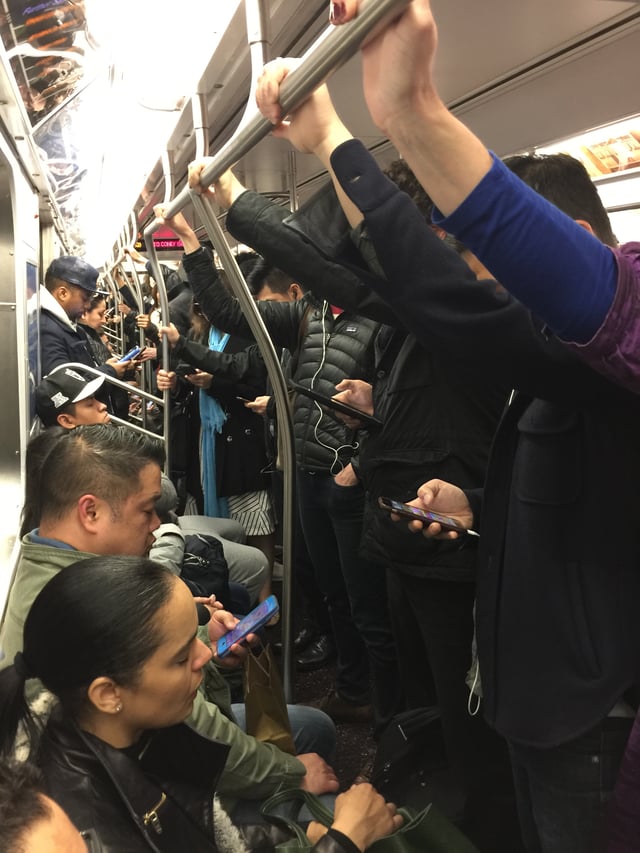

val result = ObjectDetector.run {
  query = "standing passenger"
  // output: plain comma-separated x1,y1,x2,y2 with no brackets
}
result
157,207,396,733
38,256,127,381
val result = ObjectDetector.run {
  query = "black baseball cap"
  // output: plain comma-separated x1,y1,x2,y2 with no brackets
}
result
35,368,105,427
46,256,108,296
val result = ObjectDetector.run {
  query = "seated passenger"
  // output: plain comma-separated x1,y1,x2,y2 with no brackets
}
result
0,424,337,806
0,557,402,852
0,758,87,852
35,366,110,429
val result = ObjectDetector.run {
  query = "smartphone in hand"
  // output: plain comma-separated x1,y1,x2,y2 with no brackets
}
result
118,345,142,363
175,364,196,378
378,496,478,537
216,595,279,658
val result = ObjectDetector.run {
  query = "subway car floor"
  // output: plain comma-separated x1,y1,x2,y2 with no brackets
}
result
264,579,377,789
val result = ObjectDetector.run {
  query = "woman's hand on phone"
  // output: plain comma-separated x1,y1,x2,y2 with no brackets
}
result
244,395,269,416
208,610,258,668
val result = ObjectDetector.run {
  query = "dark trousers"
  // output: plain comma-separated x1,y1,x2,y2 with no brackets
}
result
297,470,402,733
509,716,633,853
272,470,331,635
386,571,523,852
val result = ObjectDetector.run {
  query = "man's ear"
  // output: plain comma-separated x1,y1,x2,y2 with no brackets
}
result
290,283,303,301
87,676,122,715
54,284,69,303
56,413,76,429
574,219,596,237
77,494,102,532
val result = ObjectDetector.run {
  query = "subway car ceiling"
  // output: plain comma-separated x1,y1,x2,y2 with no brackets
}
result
1,0,640,266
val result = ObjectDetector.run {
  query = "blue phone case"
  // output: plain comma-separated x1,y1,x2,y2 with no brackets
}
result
216,594,279,657
118,346,142,363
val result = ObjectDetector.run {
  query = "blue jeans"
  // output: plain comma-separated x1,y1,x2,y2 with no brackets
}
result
508,716,633,853
230,702,337,825
297,470,402,732
231,702,336,763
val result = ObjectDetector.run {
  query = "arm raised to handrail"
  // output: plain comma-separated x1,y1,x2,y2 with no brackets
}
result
144,0,410,228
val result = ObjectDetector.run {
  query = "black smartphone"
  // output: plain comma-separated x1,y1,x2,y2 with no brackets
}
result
378,496,478,537
175,364,197,377
216,595,279,658
288,381,382,429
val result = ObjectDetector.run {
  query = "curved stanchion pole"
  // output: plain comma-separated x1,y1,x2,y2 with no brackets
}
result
190,190,297,702
139,0,410,697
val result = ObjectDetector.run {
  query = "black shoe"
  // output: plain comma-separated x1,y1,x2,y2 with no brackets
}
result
273,624,317,655
296,634,336,672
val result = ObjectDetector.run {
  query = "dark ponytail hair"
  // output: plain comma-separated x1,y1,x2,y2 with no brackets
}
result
0,556,176,759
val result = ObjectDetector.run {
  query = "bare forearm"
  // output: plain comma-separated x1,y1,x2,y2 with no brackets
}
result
313,123,363,228
386,95,492,218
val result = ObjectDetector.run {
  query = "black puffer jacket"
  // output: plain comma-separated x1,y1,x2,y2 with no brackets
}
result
183,249,379,473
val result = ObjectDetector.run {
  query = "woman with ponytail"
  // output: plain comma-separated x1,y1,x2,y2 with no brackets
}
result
0,556,401,852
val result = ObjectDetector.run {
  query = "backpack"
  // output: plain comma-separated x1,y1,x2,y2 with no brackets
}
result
372,707,464,819
181,533,230,603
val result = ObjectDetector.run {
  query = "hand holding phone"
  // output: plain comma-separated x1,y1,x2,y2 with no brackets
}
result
378,496,478,537
216,595,279,658
175,363,196,378
118,345,142,363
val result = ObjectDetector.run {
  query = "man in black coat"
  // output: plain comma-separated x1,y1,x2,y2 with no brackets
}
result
38,256,125,382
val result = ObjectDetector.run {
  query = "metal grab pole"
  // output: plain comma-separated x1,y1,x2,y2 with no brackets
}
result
151,0,410,223
145,236,172,476
190,191,297,702
236,0,269,130
139,0,410,696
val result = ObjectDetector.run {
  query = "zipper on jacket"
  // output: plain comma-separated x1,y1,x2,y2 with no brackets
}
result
143,792,167,834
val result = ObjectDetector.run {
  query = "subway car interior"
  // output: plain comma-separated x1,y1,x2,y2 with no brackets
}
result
1,0,639,611
1,0,640,845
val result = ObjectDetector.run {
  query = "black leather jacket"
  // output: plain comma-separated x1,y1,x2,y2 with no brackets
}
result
38,709,353,853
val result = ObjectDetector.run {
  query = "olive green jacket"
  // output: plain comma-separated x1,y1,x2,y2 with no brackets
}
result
0,536,304,799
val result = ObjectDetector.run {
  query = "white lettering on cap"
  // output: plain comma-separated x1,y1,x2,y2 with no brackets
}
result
51,392,69,409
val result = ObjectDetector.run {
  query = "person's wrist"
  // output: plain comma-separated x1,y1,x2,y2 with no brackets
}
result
385,91,446,148
313,123,353,164
330,820,366,852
